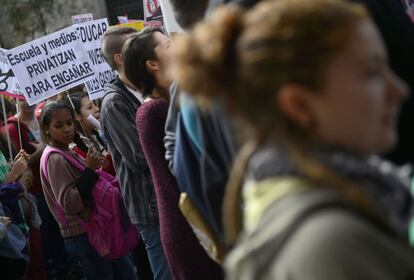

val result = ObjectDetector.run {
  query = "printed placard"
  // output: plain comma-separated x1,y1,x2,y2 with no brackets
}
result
77,18,117,100
6,25,96,105
0,48,25,100
72,13,94,24
143,0,163,26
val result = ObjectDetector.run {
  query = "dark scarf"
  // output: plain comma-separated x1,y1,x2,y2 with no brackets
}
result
246,145,414,235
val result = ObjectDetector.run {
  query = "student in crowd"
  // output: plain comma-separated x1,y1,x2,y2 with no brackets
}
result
39,101,137,280
123,27,223,279
63,91,116,176
3,99,42,153
101,27,167,279
348,0,414,165
1,99,49,279
172,0,414,278
3,98,79,280
0,201,28,280
164,0,414,264
0,134,36,279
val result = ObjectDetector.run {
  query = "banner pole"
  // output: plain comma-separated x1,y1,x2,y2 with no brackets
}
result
15,99,23,151
65,91,89,142
1,95,13,161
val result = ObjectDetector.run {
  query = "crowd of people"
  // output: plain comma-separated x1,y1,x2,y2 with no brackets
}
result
2,0,414,279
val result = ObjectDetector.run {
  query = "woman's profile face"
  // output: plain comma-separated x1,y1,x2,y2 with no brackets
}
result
305,19,408,156
78,96,100,132
79,96,100,120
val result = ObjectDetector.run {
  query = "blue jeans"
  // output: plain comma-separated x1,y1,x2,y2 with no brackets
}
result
64,234,138,280
136,224,172,280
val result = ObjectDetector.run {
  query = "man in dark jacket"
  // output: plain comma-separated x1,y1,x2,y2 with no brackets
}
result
101,27,171,279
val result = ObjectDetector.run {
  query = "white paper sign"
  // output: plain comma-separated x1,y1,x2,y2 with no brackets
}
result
0,48,25,100
117,16,129,24
76,18,116,100
72,13,94,24
6,25,96,105
159,0,184,34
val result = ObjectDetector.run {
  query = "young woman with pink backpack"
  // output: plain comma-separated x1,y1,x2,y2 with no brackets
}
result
39,101,139,280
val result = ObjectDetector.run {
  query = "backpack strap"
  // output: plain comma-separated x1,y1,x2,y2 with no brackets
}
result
40,146,87,226
41,146,85,179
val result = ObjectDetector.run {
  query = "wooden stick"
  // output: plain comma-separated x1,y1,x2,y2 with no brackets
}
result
16,99,23,151
1,95,13,161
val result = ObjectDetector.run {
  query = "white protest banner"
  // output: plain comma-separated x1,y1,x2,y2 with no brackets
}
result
72,13,94,24
6,25,97,105
76,18,116,100
0,48,25,162
0,48,25,100
159,0,184,34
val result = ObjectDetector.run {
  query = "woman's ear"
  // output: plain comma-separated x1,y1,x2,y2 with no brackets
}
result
145,60,160,75
277,84,317,130
74,113,81,122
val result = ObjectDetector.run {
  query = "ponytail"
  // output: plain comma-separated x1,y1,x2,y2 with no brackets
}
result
73,133,88,153
172,5,244,107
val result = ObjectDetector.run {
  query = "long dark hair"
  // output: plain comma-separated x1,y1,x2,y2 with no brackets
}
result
62,92,105,153
123,26,164,98
0,134,16,160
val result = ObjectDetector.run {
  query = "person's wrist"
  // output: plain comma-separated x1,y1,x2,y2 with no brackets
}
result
85,163,94,170
5,172,17,183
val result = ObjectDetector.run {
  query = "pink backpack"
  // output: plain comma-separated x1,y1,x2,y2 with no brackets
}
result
41,145,140,259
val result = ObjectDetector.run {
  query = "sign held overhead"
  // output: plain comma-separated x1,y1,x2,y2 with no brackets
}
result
76,18,117,101
6,25,97,105
0,48,25,100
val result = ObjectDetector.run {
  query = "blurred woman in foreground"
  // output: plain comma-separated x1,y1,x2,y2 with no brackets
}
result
172,0,414,278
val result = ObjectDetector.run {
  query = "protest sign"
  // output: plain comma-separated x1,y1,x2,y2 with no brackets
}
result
159,0,184,34
143,0,163,26
0,48,24,161
76,18,116,100
72,13,94,24
6,25,97,105
0,48,25,100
